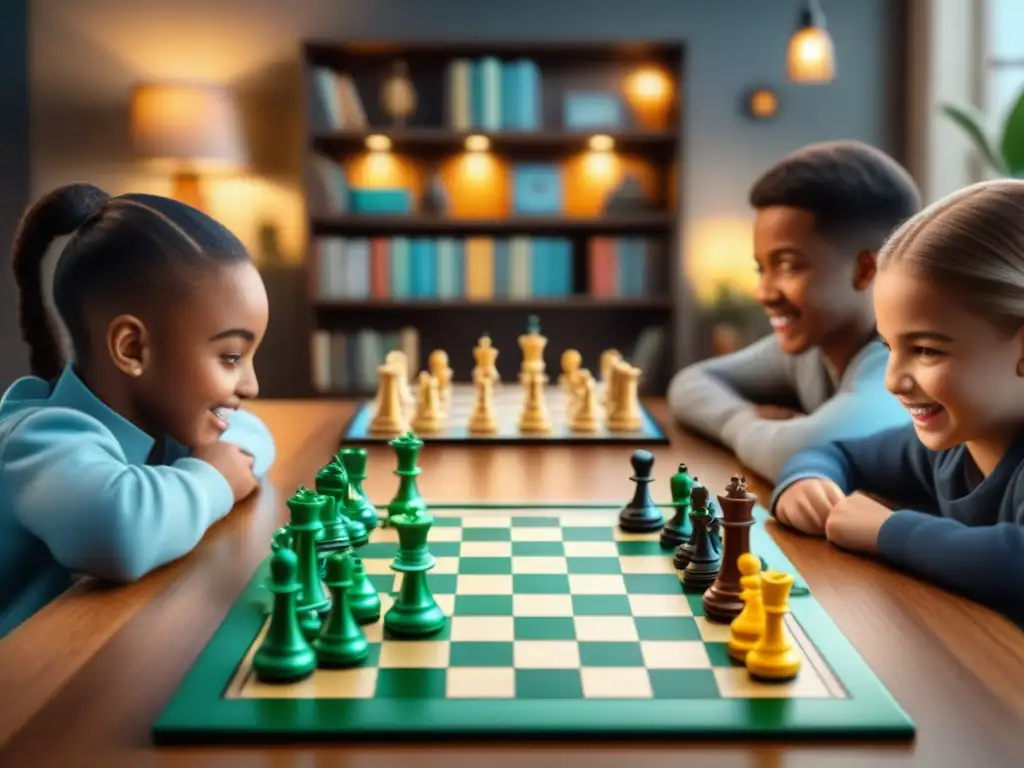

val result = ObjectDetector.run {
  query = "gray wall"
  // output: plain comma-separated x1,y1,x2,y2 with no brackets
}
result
6,0,906,392
0,0,29,388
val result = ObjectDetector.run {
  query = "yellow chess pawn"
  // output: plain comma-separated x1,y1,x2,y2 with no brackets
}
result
728,553,765,662
428,349,453,414
559,349,582,391
745,569,801,681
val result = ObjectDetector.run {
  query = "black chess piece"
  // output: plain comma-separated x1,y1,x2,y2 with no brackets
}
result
618,449,665,532
682,485,722,593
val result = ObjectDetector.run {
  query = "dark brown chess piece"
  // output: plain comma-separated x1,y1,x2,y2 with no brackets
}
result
702,475,757,622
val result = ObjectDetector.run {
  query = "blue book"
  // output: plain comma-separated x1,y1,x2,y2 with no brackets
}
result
494,239,510,296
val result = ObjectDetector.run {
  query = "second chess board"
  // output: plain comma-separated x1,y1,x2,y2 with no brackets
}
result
342,383,669,445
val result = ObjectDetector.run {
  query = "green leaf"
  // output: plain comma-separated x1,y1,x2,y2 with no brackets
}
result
1000,87,1024,177
939,102,1007,175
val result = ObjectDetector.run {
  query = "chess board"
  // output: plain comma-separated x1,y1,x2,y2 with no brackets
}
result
343,383,669,445
152,505,914,744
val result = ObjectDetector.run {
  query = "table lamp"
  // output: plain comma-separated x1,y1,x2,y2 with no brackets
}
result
129,83,247,212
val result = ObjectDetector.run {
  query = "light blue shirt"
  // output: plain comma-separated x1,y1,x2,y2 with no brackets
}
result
0,365,276,638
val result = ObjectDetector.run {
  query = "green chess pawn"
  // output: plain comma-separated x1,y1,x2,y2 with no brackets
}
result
384,503,445,638
286,486,332,639
347,551,382,624
312,551,370,667
339,447,378,530
252,547,318,683
315,458,369,547
661,463,694,549
386,432,427,525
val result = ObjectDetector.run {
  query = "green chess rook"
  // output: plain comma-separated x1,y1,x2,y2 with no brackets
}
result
384,509,446,637
386,432,427,525
339,447,378,530
286,486,333,639
312,551,370,667
252,547,317,683
315,458,369,547
661,463,694,549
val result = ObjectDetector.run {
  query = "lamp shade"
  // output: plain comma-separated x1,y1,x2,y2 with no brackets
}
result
130,83,247,172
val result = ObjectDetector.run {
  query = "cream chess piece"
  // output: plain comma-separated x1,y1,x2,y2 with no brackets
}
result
472,334,500,386
410,371,443,433
518,371,551,433
428,349,453,414
559,349,582,398
467,373,499,434
518,316,548,386
385,350,414,413
607,361,642,431
599,348,622,406
569,373,600,433
369,364,409,435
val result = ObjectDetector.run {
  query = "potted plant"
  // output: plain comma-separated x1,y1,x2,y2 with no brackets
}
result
940,85,1024,177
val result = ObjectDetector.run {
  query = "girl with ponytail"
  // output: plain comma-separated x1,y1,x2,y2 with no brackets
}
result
0,183,276,638
771,179,1024,628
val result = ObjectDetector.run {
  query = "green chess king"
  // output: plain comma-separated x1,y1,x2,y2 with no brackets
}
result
383,433,445,637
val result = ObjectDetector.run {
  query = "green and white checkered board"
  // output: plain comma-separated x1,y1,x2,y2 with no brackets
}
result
343,383,668,444
152,507,915,743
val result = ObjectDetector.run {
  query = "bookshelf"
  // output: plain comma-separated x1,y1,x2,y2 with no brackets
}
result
301,39,687,398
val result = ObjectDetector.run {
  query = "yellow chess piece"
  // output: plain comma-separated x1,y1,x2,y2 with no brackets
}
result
744,569,801,681
410,372,443,433
728,553,765,662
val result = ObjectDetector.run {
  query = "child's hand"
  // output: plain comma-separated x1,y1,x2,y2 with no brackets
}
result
193,442,258,502
774,477,843,536
824,492,893,554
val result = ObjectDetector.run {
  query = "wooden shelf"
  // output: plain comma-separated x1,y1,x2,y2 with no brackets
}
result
305,39,683,68
310,213,673,237
312,129,677,158
313,297,672,312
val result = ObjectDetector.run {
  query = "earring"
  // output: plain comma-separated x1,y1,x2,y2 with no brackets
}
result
131,365,143,377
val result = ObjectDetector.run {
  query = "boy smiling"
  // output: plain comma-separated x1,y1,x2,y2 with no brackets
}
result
667,141,921,482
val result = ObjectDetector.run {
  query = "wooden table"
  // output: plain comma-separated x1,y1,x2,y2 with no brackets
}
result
0,399,1022,767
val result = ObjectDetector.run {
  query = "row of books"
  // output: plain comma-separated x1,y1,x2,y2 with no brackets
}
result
312,236,664,300
310,68,367,130
446,58,541,131
309,325,667,394
311,327,419,394
309,59,542,134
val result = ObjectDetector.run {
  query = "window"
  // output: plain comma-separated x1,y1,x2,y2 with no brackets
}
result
985,0,1024,120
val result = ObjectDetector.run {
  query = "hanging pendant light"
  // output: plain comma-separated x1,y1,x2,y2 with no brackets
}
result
786,0,835,83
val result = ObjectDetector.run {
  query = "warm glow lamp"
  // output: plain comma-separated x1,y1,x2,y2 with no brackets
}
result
129,83,247,211
786,0,835,83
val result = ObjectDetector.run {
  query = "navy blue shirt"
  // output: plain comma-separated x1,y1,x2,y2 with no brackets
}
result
772,423,1024,627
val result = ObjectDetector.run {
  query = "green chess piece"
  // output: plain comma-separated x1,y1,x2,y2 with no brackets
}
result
252,547,318,683
347,551,382,624
386,432,427,524
312,551,370,667
660,462,694,549
384,500,445,638
339,447,378,530
526,313,541,335
315,458,369,547
286,486,332,639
